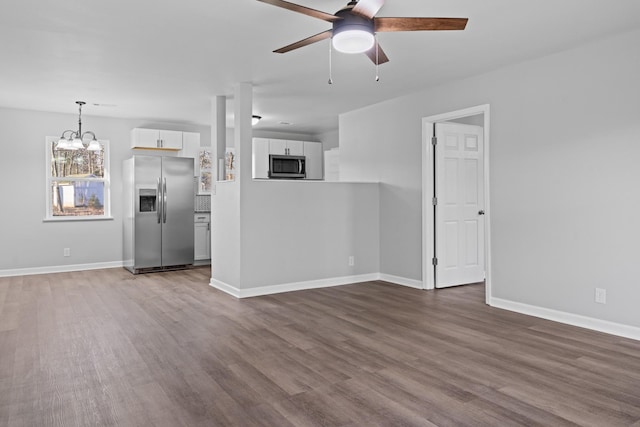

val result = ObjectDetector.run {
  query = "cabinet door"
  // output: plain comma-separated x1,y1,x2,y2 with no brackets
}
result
131,128,160,149
159,130,183,150
269,139,287,155
252,138,270,179
194,221,209,260
303,141,323,180
287,140,304,156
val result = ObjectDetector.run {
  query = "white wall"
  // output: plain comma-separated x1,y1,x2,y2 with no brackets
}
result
253,129,318,142
212,180,379,295
340,28,640,328
0,107,206,274
448,114,484,127
221,127,319,149
339,98,425,280
317,128,340,150
240,181,379,289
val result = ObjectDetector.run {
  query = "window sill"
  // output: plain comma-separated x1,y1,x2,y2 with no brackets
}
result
43,216,114,223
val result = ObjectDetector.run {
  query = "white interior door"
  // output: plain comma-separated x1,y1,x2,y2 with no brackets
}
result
435,122,485,288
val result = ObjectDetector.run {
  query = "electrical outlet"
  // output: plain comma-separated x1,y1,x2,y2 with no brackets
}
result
348,256,355,267
63,248,70,257
595,288,606,304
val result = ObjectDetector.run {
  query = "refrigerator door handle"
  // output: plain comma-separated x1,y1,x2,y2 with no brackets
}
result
156,178,162,223
163,177,167,223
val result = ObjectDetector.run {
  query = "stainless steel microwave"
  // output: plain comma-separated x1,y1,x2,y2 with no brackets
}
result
269,154,306,179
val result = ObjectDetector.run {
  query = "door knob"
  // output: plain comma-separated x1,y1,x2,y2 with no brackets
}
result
478,210,485,215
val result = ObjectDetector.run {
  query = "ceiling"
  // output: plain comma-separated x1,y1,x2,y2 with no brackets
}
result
1,0,639,135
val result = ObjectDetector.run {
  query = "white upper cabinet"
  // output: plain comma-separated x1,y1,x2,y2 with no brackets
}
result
269,139,303,156
303,141,323,180
159,130,183,150
131,128,183,150
269,139,287,155
286,140,304,156
252,138,270,179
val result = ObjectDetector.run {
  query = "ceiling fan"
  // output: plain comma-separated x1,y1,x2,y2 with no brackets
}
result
257,0,468,65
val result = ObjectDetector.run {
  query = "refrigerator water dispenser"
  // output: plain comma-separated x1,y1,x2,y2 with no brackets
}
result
139,189,157,212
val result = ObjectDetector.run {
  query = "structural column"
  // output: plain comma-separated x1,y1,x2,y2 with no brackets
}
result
209,83,252,293
211,95,226,180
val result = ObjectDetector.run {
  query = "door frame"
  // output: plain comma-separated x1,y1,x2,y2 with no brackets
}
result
421,104,492,304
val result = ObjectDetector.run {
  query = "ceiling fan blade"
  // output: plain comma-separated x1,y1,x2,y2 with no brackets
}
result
351,0,385,19
274,30,333,54
257,0,340,22
375,17,468,32
364,41,389,64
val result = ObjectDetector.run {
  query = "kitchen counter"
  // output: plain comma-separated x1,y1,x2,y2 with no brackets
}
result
251,179,379,184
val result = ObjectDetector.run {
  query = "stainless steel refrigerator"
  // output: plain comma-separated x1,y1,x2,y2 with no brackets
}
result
123,156,194,273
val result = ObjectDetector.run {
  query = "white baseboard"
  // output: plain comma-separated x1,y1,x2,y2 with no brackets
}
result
210,278,242,298
0,261,124,278
490,297,640,341
378,273,424,289
210,273,381,298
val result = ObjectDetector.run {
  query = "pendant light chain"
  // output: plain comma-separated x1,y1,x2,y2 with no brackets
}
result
77,101,84,136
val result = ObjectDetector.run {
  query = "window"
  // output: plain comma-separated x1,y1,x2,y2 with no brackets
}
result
198,147,213,194
45,136,111,220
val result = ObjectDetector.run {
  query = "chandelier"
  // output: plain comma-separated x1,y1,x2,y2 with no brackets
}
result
56,101,101,151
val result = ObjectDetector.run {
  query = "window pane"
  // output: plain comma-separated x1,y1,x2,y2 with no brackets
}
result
199,148,212,169
199,171,212,194
51,181,105,217
51,144,105,178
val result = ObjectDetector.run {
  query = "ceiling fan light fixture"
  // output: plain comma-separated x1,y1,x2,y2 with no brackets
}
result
332,28,374,53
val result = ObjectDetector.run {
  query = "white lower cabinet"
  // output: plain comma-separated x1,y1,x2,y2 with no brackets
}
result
194,213,211,261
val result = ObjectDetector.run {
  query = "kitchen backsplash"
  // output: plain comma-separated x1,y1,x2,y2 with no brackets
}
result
195,195,211,212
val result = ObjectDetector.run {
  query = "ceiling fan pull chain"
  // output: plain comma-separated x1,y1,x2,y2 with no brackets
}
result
375,35,380,82
328,38,333,85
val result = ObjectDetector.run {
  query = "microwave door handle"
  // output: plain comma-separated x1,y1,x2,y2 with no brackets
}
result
299,160,302,175
157,178,162,223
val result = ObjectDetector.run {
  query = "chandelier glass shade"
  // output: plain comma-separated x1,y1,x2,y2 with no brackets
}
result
56,101,101,151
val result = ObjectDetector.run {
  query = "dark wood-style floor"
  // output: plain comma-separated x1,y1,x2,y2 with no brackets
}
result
0,268,639,426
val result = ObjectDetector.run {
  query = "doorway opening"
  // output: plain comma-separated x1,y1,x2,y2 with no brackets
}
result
421,105,491,304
